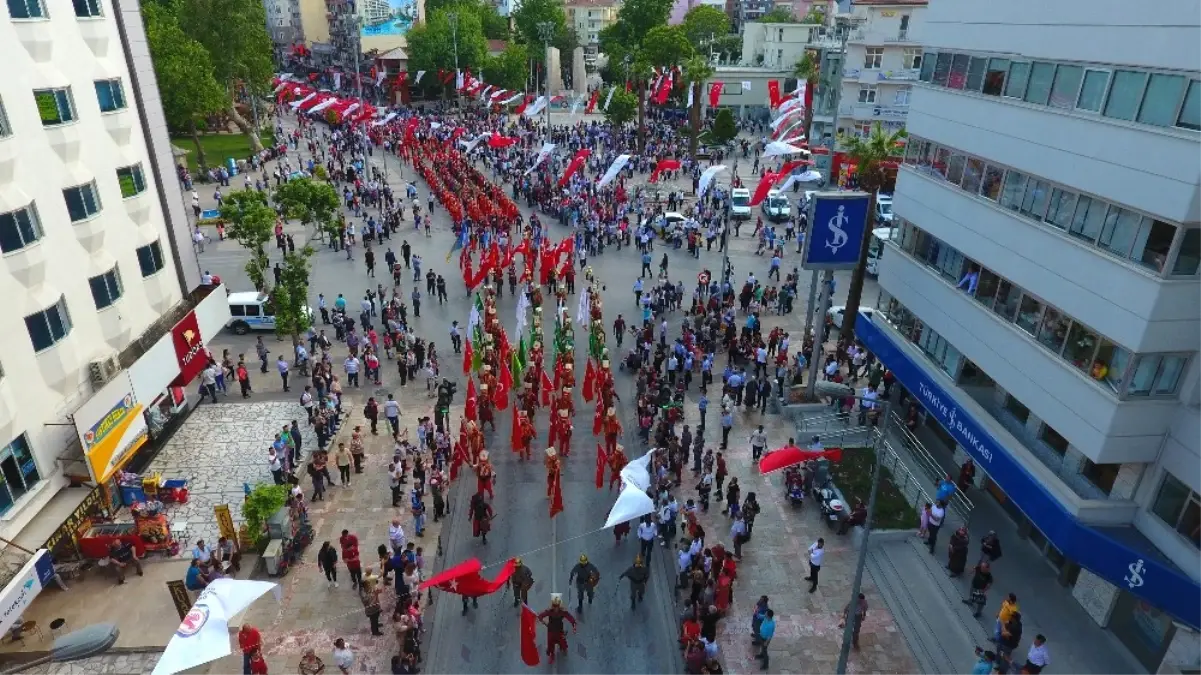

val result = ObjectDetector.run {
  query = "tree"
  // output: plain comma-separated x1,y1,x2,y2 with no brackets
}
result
178,0,274,151
273,178,340,243
757,7,795,23
683,56,714,160
680,5,728,52
486,42,530,92
792,50,821,142
629,57,652,153
801,7,826,24
407,8,488,97
600,0,673,52
219,189,276,292
512,0,573,63
713,35,743,64
142,1,225,171
640,25,694,69
426,0,508,39
271,248,315,343
702,107,737,146
604,87,638,126
836,123,908,341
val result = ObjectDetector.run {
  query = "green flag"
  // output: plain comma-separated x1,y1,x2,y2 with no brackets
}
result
511,349,523,383
517,336,528,371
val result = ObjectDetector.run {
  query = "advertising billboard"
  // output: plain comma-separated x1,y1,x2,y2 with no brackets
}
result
360,0,418,37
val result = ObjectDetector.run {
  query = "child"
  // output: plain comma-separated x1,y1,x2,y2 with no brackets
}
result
918,502,932,539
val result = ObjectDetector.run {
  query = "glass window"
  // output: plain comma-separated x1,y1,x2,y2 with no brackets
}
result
1063,322,1100,372
72,0,100,16
33,88,76,126
1004,62,1030,99
94,79,126,113
982,58,1008,96
1036,307,1070,353
1015,294,1045,335
1131,219,1176,273
930,147,950,179
1152,355,1187,396
1127,355,1161,395
1096,341,1131,391
7,0,46,18
88,267,123,309
903,138,923,165
1024,62,1056,105
858,86,877,104
999,171,1027,211
1171,228,1200,276
974,269,1001,308
0,204,44,254
136,240,165,276
229,304,245,317
980,165,1004,202
864,48,883,69
935,245,965,281
964,57,987,92
1177,80,1200,130
994,280,1021,321
24,295,72,352
1044,188,1078,230
1039,424,1069,456
947,54,970,90
0,98,10,138
903,48,922,70
1082,460,1120,495
1020,179,1051,220
919,52,936,82
945,153,966,185
1103,70,1149,121
932,52,952,87
1151,473,1201,548
63,181,101,221
1137,74,1187,127
1076,69,1110,112
1069,196,1107,243
1049,65,1083,109
1003,394,1030,424
961,158,984,194
116,164,146,198
1098,207,1142,257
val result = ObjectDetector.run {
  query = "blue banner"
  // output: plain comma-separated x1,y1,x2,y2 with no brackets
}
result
803,192,871,270
855,312,1201,630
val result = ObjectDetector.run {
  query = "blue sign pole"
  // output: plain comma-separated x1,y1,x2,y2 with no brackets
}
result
803,191,871,271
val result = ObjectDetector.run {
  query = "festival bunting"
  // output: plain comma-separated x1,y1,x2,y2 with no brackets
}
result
708,81,723,107
604,86,616,110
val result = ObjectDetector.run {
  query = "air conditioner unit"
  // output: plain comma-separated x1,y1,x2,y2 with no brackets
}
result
88,354,121,388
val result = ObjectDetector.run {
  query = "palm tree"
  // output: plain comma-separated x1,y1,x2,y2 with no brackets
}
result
836,122,908,341
792,51,820,142
684,55,715,160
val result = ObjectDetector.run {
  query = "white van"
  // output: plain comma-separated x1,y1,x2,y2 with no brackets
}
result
762,189,790,222
226,292,313,335
875,194,894,224
865,227,895,276
730,188,752,220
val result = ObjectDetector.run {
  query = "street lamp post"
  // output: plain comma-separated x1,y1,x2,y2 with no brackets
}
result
537,21,556,139
448,11,460,109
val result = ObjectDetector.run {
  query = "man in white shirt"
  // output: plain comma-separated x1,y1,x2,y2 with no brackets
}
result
343,355,361,387
388,518,406,553
1024,634,1050,674
927,500,947,554
383,394,401,436
749,425,767,461
637,517,657,561
805,538,825,593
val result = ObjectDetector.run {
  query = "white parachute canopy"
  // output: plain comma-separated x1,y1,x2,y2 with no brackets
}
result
604,481,656,528
152,579,281,675
763,140,810,158
619,448,656,492
697,164,727,197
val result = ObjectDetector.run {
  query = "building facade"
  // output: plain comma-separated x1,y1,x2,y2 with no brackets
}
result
834,0,924,138
264,0,303,54
566,0,619,57
865,0,1201,669
0,0,227,545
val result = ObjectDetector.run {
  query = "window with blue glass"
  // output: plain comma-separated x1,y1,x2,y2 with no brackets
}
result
7,0,46,19
0,434,41,516
94,79,126,113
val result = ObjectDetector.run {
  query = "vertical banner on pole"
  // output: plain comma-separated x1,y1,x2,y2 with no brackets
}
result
802,192,871,271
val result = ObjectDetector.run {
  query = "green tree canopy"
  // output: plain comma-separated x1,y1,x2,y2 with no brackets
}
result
604,87,638,127
713,34,743,63
486,43,530,91
757,7,796,23
219,189,275,292
600,0,673,53
273,178,340,241
407,7,489,84
512,0,574,61
680,5,729,51
702,108,737,146
426,0,509,39
640,25,694,67
271,248,315,341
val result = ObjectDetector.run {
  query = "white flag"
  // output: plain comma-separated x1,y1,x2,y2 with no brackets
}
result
480,85,493,101
741,80,751,91
604,481,655,529
467,301,482,337
502,92,523,105
455,69,464,90
687,82,693,108
525,142,556,175
460,132,491,154
333,72,342,90
151,579,281,675
575,286,591,326
698,164,727,197
570,95,582,117
597,154,630,187
490,89,507,100
525,95,548,117
603,86,616,111
376,72,386,86
289,92,317,109
414,70,426,84
515,290,530,337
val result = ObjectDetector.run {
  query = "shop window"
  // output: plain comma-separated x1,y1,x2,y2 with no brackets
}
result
980,165,1004,201
1063,322,1100,373
1038,423,1069,457
1048,65,1083,109
0,203,44,254
1131,219,1175,273
0,434,40,515
961,158,984,194
947,54,970,90
1003,394,1030,425
999,171,1027,211
1037,307,1070,354
1171,228,1200,276
965,57,987,92
1015,294,1045,336
1019,179,1051,220
1069,196,1107,243
973,269,1000,308
136,240,165,277
8,0,46,19
1024,62,1055,105
1103,70,1149,121
88,266,123,309
1137,73,1187,127
945,153,966,186
982,59,1008,96
1004,62,1030,99
1081,459,1120,495
1044,188,1078,230
63,181,102,222
1076,69,1110,112
993,280,1021,321
932,52,952,87
1177,80,1200,131
1151,473,1201,549
24,295,72,352
1098,208,1143,258
33,87,76,126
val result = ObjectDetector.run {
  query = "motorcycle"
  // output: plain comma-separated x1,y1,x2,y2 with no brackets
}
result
816,486,845,530
783,468,805,508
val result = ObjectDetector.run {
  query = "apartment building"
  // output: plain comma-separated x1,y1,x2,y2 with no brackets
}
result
0,0,228,544
835,0,925,137
264,0,303,52
566,0,619,57
859,0,1201,669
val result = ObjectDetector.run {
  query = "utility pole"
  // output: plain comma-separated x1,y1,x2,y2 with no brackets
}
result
448,11,460,109
538,21,555,139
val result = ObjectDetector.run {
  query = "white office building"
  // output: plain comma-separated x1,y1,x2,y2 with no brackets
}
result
0,0,228,554
857,0,1201,669
835,0,925,138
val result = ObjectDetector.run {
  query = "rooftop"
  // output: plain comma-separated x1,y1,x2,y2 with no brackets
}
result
850,0,927,5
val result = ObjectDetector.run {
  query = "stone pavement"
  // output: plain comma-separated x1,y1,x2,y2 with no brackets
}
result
21,651,162,674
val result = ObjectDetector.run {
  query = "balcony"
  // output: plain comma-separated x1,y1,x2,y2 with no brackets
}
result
848,28,913,44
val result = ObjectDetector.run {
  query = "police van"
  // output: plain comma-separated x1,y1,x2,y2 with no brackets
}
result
762,189,790,222
226,292,313,335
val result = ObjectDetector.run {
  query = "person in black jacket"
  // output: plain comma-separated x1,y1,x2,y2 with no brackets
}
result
318,541,339,588
618,556,650,609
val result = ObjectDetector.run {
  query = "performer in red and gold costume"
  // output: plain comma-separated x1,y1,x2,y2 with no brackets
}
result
465,420,484,463
596,357,618,409
602,407,622,455
556,386,576,419
529,337,545,375
479,364,497,396
544,447,561,498
515,410,536,461
553,408,573,458
473,450,495,499
520,381,539,417
608,443,629,492
478,384,496,431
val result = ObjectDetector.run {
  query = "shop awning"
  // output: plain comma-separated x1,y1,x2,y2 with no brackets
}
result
854,312,1201,630
10,486,96,552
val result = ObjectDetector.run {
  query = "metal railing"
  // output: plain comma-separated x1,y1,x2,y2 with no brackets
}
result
886,411,974,523
877,436,934,517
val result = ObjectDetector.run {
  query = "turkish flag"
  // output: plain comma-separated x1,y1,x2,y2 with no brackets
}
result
595,444,607,489
582,359,595,403
585,89,601,114
495,362,512,410
541,371,554,407
649,158,681,183
767,80,782,108
510,405,521,452
488,135,519,149
750,171,781,207
420,557,517,596
758,445,845,474
549,472,564,519
465,379,479,421
592,401,604,436
520,604,541,666
463,338,473,375
708,82,723,107
558,149,591,187
514,95,535,115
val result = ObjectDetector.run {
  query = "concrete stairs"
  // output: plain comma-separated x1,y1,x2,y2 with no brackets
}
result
866,534,991,674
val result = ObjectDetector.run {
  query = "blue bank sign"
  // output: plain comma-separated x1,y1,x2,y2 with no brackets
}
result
855,313,1201,630
803,192,871,271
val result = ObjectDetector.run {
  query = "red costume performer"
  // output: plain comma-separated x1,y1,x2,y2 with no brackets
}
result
478,385,496,431
479,364,498,397
516,410,536,460
602,407,622,455
473,450,495,499
538,595,578,664
556,387,576,419
545,447,561,498
465,421,484,463
608,443,629,492
553,409,573,457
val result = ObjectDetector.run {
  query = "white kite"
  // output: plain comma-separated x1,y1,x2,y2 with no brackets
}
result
597,154,630,187
152,579,281,675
